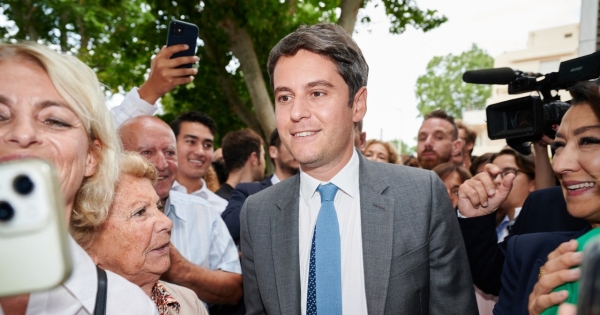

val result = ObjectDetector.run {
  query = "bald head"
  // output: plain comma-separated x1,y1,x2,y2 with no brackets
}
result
119,116,176,150
118,115,178,201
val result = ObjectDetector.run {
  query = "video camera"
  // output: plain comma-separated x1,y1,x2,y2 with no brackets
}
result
462,51,600,155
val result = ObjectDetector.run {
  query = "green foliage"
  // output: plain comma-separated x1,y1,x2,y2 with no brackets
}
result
2,0,448,141
378,0,447,33
415,43,493,119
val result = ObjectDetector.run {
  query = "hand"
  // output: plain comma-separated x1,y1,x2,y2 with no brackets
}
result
528,240,582,315
536,124,559,147
138,45,199,104
161,243,191,283
457,163,514,217
557,303,576,315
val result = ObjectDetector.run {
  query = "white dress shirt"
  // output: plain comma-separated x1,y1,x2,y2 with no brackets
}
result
0,237,157,315
298,150,367,315
496,207,522,243
109,87,158,127
165,191,241,274
171,179,228,214
270,174,281,185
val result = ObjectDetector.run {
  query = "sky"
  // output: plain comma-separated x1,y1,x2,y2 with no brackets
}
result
0,1,581,147
353,0,581,147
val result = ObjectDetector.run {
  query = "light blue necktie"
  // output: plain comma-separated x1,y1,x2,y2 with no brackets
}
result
307,183,342,315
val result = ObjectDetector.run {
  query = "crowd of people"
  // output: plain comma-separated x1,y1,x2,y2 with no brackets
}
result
0,22,598,315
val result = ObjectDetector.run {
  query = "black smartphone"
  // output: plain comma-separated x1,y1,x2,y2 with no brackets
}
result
166,19,199,68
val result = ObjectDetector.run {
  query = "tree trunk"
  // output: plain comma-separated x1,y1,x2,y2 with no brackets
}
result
219,18,277,139
337,0,363,35
200,30,265,139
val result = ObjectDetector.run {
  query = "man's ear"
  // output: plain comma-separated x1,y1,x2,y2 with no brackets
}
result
465,141,474,152
452,139,462,157
269,146,278,160
85,140,102,177
249,152,258,166
528,178,536,193
352,87,367,123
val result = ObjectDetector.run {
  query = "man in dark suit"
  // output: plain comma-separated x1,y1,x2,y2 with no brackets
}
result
215,128,266,200
221,128,299,244
240,23,477,315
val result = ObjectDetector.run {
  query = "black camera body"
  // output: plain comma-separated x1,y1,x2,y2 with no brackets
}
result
463,51,600,154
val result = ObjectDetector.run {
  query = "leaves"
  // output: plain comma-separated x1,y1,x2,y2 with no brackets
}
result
2,0,448,141
415,43,493,119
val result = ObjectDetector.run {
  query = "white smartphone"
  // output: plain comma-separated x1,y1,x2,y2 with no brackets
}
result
0,159,72,297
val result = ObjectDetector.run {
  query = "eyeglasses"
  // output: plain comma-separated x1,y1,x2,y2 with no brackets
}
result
495,168,520,179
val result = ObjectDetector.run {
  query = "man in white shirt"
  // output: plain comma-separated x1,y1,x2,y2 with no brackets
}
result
169,112,228,213
111,45,228,213
240,23,477,314
118,115,242,307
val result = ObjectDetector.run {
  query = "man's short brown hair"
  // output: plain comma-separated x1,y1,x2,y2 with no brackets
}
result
423,109,458,140
222,129,263,172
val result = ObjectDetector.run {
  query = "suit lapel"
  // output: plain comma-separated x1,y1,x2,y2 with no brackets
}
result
272,175,301,314
359,156,395,315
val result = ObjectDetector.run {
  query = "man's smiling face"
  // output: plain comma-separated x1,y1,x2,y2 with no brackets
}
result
273,49,366,176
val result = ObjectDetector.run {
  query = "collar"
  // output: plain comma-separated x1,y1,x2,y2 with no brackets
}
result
271,174,281,185
152,281,181,315
300,149,359,204
171,178,207,196
163,192,188,222
63,236,98,313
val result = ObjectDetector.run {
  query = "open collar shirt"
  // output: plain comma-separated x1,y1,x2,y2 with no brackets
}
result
164,191,241,274
171,179,228,214
298,149,367,315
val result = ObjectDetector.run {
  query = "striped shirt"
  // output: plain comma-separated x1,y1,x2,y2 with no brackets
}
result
165,191,241,274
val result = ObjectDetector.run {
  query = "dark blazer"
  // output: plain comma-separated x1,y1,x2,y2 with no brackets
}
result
459,185,589,295
240,154,478,315
493,229,589,315
221,177,272,244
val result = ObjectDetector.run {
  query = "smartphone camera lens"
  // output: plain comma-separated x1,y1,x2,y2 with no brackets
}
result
0,201,14,222
13,175,34,195
171,23,183,36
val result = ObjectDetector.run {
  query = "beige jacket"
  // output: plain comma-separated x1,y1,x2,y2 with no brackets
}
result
159,281,208,315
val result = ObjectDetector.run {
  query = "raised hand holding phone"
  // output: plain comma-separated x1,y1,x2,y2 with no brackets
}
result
137,44,199,105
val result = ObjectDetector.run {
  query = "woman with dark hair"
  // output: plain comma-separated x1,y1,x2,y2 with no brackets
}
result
470,152,493,175
489,148,536,242
433,162,472,208
458,81,600,315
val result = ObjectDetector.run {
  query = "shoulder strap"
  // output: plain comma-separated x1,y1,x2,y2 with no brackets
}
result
94,266,108,315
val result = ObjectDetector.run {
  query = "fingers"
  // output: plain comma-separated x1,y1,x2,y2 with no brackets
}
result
540,135,554,146
482,163,503,195
557,303,576,315
457,174,497,217
545,252,582,274
161,44,191,57
499,172,515,195
530,290,569,315
548,240,579,261
536,268,581,295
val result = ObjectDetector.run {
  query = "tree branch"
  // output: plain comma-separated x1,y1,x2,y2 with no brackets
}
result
219,18,276,139
337,0,363,35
